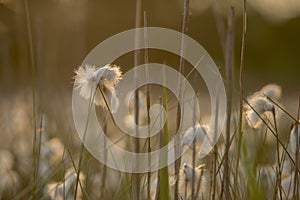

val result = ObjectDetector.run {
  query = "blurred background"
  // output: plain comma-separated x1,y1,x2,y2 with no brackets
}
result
0,0,299,198
1,0,299,142
0,0,299,143
0,0,300,92
1,0,299,126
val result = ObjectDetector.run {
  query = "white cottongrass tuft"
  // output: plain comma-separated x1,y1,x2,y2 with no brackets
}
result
0,170,20,198
244,84,281,128
0,150,14,173
245,97,275,128
39,137,64,176
0,150,20,198
290,121,300,154
182,123,209,147
44,168,85,200
182,163,205,183
124,90,148,129
260,84,282,99
179,163,208,199
280,172,299,199
256,164,276,199
74,64,122,112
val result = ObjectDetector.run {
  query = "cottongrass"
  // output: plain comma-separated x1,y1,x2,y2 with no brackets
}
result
44,167,85,200
124,90,148,130
290,121,300,154
0,150,14,172
255,120,300,199
39,137,64,176
182,123,209,148
0,150,20,198
281,172,300,199
179,163,207,200
74,64,122,112
1,80,299,199
244,84,281,129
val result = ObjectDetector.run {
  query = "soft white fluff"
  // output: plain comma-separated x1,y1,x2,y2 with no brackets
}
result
245,97,274,128
74,64,122,112
182,124,209,147
290,122,300,154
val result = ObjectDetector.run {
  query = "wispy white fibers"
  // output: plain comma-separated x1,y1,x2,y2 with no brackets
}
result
0,150,14,172
39,137,64,176
245,97,275,128
179,163,208,199
182,123,209,147
74,64,122,112
182,163,205,183
44,168,85,200
244,84,281,128
0,150,20,198
124,90,148,130
290,121,300,154
260,84,282,100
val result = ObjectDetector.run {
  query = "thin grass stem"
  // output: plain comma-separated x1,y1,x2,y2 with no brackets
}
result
243,97,300,172
175,1,190,199
234,1,247,199
223,6,235,200
293,96,300,199
143,11,152,200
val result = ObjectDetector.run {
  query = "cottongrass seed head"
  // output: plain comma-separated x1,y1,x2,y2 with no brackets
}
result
74,64,122,112
244,84,281,128
260,84,282,99
290,121,300,154
179,163,208,199
44,167,85,200
182,123,209,147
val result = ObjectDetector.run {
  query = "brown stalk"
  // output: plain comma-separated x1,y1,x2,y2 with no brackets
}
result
174,0,190,199
143,11,152,200
222,7,235,200
293,96,300,199
132,0,142,199
234,1,247,199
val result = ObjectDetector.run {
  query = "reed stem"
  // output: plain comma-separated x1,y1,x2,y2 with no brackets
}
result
234,1,247,199
223,7,235,200
175,1,190,199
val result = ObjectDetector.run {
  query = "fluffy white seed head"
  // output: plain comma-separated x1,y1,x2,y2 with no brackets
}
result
74,64,122,111
290,122,300,154
125,90,147,117
124,90,148,129
183,163,205,183
0,170,20,196
44,168,85,200
95,64,122,90
182,123,209,147
178,163,208,199
74,64,98,97
39,137,64,176
252,97,274,112
0,150,14,173
260,84,282,99
245,96,275,128
244,84,281,128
